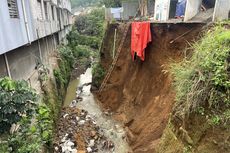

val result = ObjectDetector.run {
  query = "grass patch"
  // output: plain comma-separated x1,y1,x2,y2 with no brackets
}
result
92,63,105,88
171,21,230,125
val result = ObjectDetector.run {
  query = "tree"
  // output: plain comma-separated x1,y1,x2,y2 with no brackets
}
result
101,0,121,7
71,0,100,8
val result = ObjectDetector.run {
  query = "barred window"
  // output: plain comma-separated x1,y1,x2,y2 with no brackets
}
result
7,0,19,18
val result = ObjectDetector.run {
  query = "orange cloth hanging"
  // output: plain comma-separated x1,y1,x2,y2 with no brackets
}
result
131,22,152,61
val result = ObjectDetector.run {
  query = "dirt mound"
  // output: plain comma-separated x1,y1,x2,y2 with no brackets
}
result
96,23,203,152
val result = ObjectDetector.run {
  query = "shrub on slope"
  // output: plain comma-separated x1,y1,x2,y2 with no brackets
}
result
172,22,230,125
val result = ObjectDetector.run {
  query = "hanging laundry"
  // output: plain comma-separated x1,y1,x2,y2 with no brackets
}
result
111,7,123,19
131,22,152,61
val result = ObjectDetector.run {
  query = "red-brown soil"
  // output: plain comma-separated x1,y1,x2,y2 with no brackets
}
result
96,23,204,153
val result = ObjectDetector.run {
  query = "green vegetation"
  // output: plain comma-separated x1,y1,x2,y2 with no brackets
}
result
75,8,105,38
65,8,106,89
92,63,105,88
8,103,53,153
54,46,74,93
101,0,121,7
67,30,101,49
0,77,56,153
71,0,100,8
0,78,38,133
157,22,230,153
71,0,122,8
54,8,105,94
171,22,230,125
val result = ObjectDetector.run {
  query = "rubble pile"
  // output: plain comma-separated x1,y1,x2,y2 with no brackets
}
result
54,107,115,153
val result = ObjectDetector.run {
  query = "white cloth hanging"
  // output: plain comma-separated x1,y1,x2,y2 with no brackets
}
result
111,7,123,19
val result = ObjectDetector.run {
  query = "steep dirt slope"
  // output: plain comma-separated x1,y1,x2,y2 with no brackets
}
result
96,23,204,152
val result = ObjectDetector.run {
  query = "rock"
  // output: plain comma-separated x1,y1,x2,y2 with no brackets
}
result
90,131,96,137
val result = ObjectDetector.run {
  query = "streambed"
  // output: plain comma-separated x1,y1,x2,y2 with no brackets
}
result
56,68,129,153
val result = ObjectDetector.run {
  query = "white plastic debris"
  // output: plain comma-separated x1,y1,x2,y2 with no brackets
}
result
54,146,59,151
78,120,85,125
92,120,97,125
88,139,95,147
87,147,92,152
63,114,69,118
86,115,91,121
60,139,76,153
70,100,77,107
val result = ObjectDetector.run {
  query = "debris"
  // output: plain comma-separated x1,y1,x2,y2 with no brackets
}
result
88,139,95,147
63,114,69,118
78,120,86,125
86,147,92,152
70,100,77,107
54,108,116,153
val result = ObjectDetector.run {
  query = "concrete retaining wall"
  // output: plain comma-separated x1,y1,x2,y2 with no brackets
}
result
0,55,7,78
7,41,39,81
0,32,61,91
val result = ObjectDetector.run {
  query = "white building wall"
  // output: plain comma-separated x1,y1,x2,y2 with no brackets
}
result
0,0,72,55
213,0,230,21
154,0,170,21
184,0,202,21
0,0,31,54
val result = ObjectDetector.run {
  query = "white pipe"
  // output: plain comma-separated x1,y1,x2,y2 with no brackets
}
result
4,54,12,79
21,0,31,44
36,29,43,63
112,29,117,59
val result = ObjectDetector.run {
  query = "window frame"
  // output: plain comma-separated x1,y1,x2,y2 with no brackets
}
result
7,0,19,19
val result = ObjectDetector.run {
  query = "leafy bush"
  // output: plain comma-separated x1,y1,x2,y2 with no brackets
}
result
73,45,91,58
74,8,105,37
59,46,75,67
3,103,54,153
101,0,121,7
0,78,38,133
54,46,75,91
92,63,105,88
36,104,53,144
171,22,230,123
8,117,42,153
67,30,101,49
71,0,100,8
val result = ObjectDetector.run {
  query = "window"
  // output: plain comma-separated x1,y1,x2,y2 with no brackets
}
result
44,2,49,20
7,0,19,18
51,5,55,20
37,0,43,20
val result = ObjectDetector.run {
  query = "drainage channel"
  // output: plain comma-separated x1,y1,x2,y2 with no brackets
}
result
56,68,129,153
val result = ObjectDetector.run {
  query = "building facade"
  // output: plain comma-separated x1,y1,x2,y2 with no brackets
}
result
0,0,72,90
154,0,230,22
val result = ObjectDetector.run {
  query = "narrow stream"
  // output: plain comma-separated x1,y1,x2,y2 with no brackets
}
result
63,68,129,153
